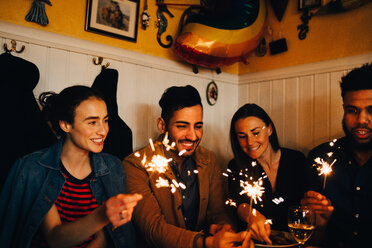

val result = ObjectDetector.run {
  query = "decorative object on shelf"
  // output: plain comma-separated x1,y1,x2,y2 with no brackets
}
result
85,0,139,42
270,0,289,22
206,81,218,106
255,38,267,57
3,40,25,54
174,0,267,73
315,0,372,15
269,38,287,55
141,0,151,30
25,0,52,26
297,0,321,40
155,0,174,48
92,56,110,68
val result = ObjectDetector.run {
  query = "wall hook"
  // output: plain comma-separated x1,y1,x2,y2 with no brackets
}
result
4,40,25,54
92,56,110,68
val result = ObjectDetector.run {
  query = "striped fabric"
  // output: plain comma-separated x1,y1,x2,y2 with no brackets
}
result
55,164,99,248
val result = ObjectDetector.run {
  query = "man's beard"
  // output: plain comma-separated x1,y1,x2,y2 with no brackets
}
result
342,119,372,151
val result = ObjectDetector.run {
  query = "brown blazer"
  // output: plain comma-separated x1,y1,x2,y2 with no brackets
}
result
123,137,234,248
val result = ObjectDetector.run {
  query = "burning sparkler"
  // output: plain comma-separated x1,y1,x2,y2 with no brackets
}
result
135,133,196,194
314,157,336,192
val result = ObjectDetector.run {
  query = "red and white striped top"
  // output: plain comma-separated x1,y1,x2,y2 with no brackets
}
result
55,165,99,248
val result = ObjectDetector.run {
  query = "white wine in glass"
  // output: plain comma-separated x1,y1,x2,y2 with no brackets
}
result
288,206,315,247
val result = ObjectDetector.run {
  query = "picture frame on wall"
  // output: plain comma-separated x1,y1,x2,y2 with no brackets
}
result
206,81,218,106
85,0,139,42
298,0,321,10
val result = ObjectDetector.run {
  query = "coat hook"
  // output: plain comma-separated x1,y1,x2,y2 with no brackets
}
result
92,56,110,68
4,40,25,54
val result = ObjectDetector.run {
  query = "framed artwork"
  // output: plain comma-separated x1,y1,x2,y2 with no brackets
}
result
298,0,321,10
85,0,139,42
206,81,218,106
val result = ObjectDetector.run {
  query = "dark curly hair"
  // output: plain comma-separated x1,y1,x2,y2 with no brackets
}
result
340,63,372,100
159,85,202,126
39,85,105,137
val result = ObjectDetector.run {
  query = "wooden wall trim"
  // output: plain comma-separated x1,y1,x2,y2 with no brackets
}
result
239,53,372,84
0,21,238,85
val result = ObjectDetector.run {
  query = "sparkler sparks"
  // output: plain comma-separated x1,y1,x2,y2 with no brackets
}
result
272,197,284,205
314,157,337,191
225,198,237,207
239,179,265,204
135,134,198,194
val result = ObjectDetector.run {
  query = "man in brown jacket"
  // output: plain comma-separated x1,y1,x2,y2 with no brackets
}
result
123,85,252,248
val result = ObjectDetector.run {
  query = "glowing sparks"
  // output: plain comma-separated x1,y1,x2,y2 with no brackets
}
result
272,197,284,205
134,152,140,157
225,199,237,207
239,179,265,204
145,155,172,174
178,149,186,156
149,138,155,151
265,219,273,225
155,177,170,188
314,157,336,177
314,157,337,191
252,208,257,216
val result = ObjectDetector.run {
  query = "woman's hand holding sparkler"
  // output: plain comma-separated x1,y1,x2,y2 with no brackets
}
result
105,193,143,229
238,204,272,245
301,191,334,228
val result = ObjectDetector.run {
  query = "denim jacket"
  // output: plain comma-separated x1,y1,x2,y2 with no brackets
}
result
0,138,136,248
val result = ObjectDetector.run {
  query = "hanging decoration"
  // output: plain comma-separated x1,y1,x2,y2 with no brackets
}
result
174,0,267,71
156,0,174,48
141,0,151,30
315,0,372,15
270,0,289,22
25,0,52,26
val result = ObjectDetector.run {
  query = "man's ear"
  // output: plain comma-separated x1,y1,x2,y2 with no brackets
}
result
157,117,166,134
59,120,71,133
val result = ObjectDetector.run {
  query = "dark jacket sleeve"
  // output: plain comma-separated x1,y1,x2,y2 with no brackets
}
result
0,158,26,247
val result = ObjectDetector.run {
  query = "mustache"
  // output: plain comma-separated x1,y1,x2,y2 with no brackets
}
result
179,139,199,143
350,124,372,132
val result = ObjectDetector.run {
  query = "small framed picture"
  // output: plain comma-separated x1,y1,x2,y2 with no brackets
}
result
85,0,139,42
206,81,218,106
298,0,321,10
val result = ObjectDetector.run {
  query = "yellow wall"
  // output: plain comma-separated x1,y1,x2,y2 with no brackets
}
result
1,0,371,75
240,0,372,74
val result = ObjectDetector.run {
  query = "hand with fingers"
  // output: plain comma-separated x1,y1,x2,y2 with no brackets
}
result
301,190,334,228
246,209,272,245
105,193,143,229
205,225,254,248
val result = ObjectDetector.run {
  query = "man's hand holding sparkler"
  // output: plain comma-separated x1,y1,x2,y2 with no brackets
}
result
301,191,334,228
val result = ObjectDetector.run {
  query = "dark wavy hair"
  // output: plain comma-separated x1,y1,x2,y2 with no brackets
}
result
340,63,372,100
159,85,202,126
230,103,280,169
39,85,105,137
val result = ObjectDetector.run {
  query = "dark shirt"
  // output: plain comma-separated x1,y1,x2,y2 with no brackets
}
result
170,157,200,231
228,148,308,231
306,137,371,248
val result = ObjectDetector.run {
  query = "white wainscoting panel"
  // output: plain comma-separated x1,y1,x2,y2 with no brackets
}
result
1,21,372,164
0,26,238,167
238,62,372,155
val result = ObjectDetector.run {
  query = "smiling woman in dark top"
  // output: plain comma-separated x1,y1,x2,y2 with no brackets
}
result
228,104,308,245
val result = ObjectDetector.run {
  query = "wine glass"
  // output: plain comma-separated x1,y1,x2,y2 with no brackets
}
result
288,206,315,247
